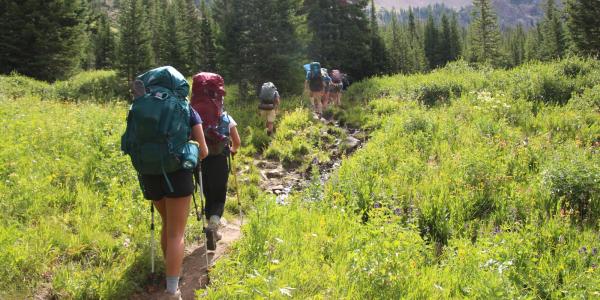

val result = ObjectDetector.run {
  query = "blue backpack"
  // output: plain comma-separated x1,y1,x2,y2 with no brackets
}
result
309,62,321,79
121,66,199,184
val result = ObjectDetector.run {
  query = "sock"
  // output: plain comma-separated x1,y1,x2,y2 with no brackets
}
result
208,215,220,229
166,276,179,294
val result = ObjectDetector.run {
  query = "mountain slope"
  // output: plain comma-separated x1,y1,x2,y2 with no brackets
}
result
375,0,544,28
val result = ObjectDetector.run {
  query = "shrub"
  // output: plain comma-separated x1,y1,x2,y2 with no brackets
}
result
535,74,574,105
53,70,128,102
247,127,270,153
542,152,600,225
417,81,462,107
418,194,451,249
568,84,600,112
0,73,51,99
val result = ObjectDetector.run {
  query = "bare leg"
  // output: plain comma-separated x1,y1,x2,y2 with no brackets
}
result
153,199,167,258
310,91,322,115
163,196,191,277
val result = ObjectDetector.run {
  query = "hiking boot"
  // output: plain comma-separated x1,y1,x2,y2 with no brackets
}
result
205,227,222,251
164,289,182,300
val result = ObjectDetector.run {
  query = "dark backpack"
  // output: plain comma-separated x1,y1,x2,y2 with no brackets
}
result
190,72,231,156
259,82,277,109
121,66,198,179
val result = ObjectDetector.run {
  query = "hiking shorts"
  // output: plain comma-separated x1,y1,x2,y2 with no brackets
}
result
139,168,194,201
328,83,342,93
259,109,277,123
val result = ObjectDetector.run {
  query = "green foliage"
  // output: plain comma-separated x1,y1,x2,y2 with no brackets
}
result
306,0,374,80
264,108,336,169
566,0,600,57
214,0,304,96
0,74,51,99
93,12,117,69
117,0,153,83
469,0,503,66
542,149,600,225
0,0,86,81
207,58,600,298
53,70,128,102
0,96,146,298
417,81,463,107
1,71,127,102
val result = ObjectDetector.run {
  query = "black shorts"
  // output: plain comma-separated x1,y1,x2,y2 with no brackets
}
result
139,169,194,201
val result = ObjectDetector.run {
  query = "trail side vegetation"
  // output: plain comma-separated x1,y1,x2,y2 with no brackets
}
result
1,0,600,299
0,68,349,298
205,57,600,299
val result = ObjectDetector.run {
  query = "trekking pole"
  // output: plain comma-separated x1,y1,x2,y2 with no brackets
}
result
193,168,211,273
230,153,244,226
150,203,155,274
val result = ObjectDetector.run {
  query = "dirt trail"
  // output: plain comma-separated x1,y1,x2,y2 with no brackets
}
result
129,117,364,300
130,218,242,300
256,119,364,201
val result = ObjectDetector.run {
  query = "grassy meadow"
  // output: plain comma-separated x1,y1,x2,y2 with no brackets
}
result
206,58,600,299
1,57,599,299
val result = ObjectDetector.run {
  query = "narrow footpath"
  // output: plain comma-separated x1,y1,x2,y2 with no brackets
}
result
130,117,365,299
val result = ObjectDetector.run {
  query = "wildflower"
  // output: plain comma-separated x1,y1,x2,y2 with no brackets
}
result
579,246,587,254
393,208,402,216
374,202,381,209
493,226,501,235
592,248,598,256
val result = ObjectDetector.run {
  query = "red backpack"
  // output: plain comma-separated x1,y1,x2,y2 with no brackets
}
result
191,72,231,156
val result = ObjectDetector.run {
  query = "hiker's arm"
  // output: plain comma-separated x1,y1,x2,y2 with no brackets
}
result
304,80,308,92
230,126,241,155
275,95,280,106
192,124,209,159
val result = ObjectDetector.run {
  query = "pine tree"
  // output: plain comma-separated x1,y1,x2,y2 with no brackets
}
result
0,0,86,81
408,8,418,42
199,0,217,72
438,14,452,66
505,25,526,67
449,13,462,61
540,0,566,60
565,0,600,57
469,0,502,66
143,0,163,65
117,0,154,83
525,24,543,61
94,12,116,69
387,10,407,73
306,0,373,80
424,13,440,69
369,0,389,75
162,0,187,71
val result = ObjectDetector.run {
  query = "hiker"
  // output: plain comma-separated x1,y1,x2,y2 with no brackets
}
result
258,82,280,136
320,68,332,112
304,62,325,117
328,69,343,106
121,66,209,300
190,72,242,251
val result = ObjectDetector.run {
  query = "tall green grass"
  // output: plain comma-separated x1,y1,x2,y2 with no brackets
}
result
205,58,600,299
0,72,317,298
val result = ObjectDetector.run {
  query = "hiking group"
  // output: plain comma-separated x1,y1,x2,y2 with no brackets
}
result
121,61,345,299
121,67,240,300
256,61,348,136
304,62,347,118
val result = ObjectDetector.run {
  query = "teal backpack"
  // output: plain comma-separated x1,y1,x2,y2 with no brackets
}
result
121,66,198,188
